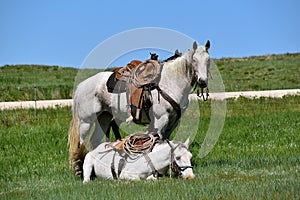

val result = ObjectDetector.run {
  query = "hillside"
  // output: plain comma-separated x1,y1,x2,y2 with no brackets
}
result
214,53,300,91
0,53,299,101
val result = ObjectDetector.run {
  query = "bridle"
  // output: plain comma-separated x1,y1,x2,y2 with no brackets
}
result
191,51,210,101
166,140,193,176
192,75,210,101
171,160,194,176
108,139,193,179
196,86,209,101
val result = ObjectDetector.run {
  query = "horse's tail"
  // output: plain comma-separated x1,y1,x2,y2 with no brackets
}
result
68,103,87,176
68,106,79,169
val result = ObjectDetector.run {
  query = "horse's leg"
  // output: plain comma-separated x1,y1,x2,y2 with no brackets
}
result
79,120,92,144
82,152,93,184
150,104,174,139
105,126,110,142
163,119,180,139
151,101,181,139
146,174,157,180
89,119,105,149
154,114,169,138
105,119,119,142
105,119,120,142
69,112,92,176
89,112,113,149
110,119,122,141
71,120,92,177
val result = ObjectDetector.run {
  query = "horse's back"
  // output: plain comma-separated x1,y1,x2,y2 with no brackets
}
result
74,71,112,117
75,71,112,95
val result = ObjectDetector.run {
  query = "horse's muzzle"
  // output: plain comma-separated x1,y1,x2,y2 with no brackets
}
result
183,174,195,179
198,79,207,88
181,168,195,179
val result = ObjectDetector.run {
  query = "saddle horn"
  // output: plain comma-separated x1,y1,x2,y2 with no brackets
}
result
150,52,159,60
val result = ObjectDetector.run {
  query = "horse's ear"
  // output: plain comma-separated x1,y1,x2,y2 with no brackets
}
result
205,40,210,51
175,49,182,56
184,137,190,147
193,41,197,50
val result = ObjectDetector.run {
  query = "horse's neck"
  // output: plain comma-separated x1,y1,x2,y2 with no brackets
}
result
159,50,194,101
147,142,171,169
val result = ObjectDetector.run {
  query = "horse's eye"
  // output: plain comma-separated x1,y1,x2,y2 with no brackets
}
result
176,156,181,160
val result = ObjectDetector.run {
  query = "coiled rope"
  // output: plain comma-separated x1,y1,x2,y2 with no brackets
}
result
123,132,156,155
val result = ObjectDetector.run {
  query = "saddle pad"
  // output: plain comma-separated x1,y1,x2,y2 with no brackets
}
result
106,72,127,93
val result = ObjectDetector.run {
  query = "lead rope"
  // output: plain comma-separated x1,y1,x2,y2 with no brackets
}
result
166,140,175,178
143,152,159,178
169,148,173,178
196,87,209,101
110,151,118,179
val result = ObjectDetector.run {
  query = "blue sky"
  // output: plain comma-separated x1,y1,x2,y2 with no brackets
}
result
1,0,299,68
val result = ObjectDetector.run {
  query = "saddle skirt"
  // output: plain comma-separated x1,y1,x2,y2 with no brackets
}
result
116,60,142,81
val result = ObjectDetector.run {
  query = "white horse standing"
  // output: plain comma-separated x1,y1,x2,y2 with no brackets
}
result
69,41,210,175
82,138,194,182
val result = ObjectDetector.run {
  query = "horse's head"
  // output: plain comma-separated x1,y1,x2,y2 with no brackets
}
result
171,138,195,179
192,40,210,88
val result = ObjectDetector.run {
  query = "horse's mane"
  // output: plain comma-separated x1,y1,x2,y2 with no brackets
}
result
162,50,193,76
168,140,188,148
163,50,182,62
151,140,188,153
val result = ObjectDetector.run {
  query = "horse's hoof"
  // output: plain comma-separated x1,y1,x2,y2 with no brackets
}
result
75,170,82,177
126,115,133,124
74,165,82,177
71,160,83,177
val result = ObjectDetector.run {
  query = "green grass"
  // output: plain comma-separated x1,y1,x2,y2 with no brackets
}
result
1,53,299,101
215,53,300,91
1,96,299,199
0,65,101,101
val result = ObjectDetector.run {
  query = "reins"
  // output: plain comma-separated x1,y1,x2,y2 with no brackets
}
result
154,86,181,119
192,79,209,101
197,87,209,101
143,152,160,178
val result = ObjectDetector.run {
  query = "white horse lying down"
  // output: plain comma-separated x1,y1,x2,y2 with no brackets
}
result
83,138,194,183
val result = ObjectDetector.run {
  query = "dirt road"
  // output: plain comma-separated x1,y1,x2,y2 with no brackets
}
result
1,89,299,110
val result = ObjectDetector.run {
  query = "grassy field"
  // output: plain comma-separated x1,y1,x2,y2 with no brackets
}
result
215,53,300,91
0,65,100,101
1,96,299,199
0,53,299,101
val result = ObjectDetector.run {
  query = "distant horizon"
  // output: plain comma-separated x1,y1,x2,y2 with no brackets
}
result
1,51,299,69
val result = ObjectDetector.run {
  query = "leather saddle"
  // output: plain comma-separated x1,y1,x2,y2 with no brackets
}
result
106,60,142,93
106,59,163,123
